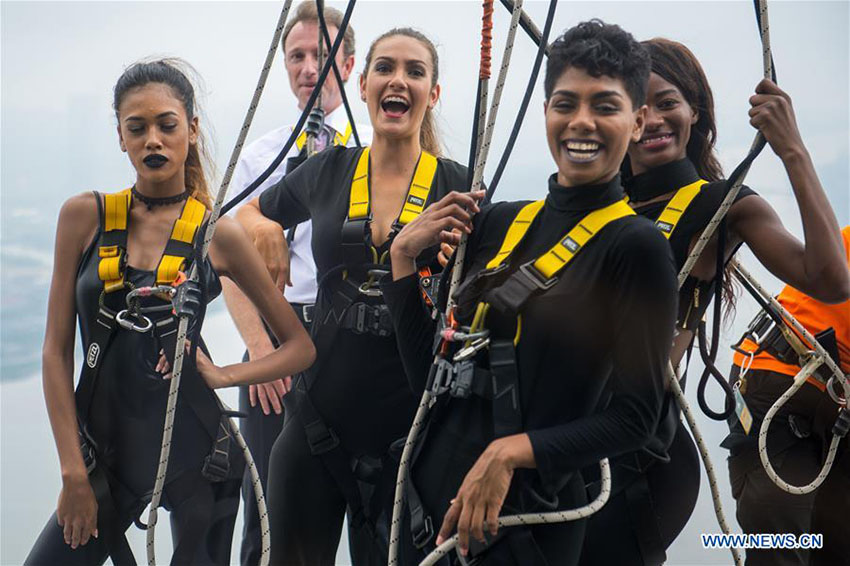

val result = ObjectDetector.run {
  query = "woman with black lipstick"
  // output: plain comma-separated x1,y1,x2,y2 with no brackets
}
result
26,59,315,566
381,21,677,565
580,38,849,566
238,29,473,566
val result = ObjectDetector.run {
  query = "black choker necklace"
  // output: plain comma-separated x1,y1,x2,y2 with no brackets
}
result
131,186,189,210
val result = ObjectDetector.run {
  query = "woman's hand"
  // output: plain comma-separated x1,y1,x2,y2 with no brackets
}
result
158,346,233,389
749,79,805,160
435,434,534,556
56,474,98,549
390,190,485,279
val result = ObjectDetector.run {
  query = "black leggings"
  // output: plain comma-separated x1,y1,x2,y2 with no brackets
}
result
579,421,701,566
25,472,240,566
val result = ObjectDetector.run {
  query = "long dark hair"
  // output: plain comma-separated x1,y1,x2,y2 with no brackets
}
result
642,38,723,182
642,39,738,314
363,28,442,157
113,58,213,208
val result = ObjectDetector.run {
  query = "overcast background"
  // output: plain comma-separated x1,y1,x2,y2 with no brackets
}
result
2,1,848,564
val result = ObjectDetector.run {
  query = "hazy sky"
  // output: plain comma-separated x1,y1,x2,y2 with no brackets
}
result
2,1,848,565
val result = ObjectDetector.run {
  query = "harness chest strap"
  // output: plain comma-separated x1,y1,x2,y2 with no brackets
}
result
97,191,206,292
483,198,636,320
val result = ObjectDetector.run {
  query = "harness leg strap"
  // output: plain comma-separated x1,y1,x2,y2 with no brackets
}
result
490,339,522,438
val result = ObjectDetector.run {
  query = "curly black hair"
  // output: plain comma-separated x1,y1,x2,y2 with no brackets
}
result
544,20,650,108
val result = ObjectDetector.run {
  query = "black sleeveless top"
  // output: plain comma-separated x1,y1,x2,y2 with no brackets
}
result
625,158,757,329
75,192,221,497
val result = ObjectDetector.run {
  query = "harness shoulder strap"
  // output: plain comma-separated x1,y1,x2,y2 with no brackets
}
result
397,152,438,226
653,179,707,239
98,189,132,293
486,200,545,270
532,199,635,280
155,196,206,285
486,199,635,315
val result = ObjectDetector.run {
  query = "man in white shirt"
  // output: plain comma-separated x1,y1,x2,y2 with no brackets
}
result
222,3,371,563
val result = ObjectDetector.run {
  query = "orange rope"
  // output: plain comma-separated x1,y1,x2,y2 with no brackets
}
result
480,0,494,79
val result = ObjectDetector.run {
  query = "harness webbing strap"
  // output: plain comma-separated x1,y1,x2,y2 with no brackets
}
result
99,190,132,293
398,152,438,226
349,147,372,220
653,179,707,239
104,190,131,232
485,200,544,269
156,196,206,285
345,147,438,226
533,200,635,279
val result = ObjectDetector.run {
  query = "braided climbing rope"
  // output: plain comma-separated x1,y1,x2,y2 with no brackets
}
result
146,0,359,563
731,260,848,494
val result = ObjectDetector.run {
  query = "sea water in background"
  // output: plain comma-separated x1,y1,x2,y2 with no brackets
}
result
2,1,847,565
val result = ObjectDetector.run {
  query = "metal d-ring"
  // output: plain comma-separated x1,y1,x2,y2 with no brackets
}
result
116,309,154,333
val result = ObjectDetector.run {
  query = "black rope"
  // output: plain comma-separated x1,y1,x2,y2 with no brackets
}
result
696,219,736,421
486,0,558,202
315,0,362,147
220,0,358,216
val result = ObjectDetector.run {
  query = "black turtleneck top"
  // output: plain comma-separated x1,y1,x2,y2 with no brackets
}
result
625,158,757,327
382,175,677,520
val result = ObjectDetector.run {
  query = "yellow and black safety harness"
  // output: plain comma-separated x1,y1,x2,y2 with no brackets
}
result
294,147,440,541
403,198,635,551
75,190,237,565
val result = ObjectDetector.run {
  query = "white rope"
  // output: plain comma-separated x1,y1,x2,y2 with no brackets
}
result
668,363,744,566
447,0,525,311
665,3,774,563
146,2,294,564
390,2,543,563
388,382,436,565
677,0,772,287
731,259,849,400
757,356,844,494
418,459,611,566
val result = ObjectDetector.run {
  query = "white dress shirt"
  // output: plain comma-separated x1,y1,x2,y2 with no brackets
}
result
229,107,372,304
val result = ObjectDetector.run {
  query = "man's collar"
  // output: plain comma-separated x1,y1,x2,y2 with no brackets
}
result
324,105,348,134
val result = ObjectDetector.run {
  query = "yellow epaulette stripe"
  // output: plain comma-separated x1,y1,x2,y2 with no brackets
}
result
654,179,707,239
336,122,353,146
486,200,545,269
397,152,438,226
532,200,634,279
348,147,371,220
295,130,308,152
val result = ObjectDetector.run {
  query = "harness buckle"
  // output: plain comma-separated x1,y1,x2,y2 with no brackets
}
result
411,515,434,549
449,360,476,398
305,422,340,455
202,453,231,482
518,262,558,290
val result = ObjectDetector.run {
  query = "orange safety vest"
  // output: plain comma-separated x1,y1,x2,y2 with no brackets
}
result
733,226,850,390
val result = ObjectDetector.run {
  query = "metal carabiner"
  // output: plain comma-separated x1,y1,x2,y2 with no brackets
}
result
116,309,154,333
